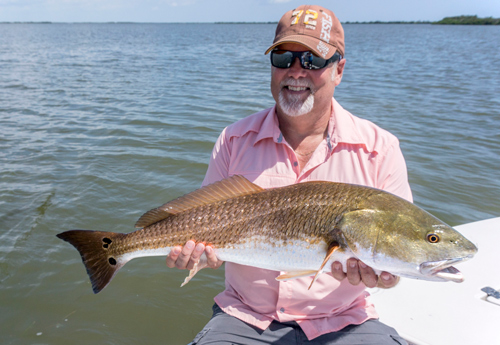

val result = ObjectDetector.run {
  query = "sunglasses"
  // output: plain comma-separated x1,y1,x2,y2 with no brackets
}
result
270,50,342,70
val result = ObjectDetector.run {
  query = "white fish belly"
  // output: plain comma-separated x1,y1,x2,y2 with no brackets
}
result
214,236,357,273
118,247,172,265
117,236,360,274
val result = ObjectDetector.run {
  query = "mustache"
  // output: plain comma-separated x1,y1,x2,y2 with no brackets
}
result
279,78,314,92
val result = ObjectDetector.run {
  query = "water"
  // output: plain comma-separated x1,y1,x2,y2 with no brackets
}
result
0,23,499,344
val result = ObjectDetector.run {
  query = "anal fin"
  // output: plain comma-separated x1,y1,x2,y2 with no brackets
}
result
180,257,209,287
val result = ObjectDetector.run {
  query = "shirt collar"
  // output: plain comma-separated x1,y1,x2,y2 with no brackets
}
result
254,105,283,144
329,98,373,152
253,99,373,152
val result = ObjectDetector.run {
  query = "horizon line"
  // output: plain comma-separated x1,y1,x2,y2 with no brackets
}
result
0,20,435,24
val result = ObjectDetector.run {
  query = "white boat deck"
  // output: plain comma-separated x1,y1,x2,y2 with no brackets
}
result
368,217,500,345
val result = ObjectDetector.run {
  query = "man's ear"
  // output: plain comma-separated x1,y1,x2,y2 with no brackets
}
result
333,59,346,86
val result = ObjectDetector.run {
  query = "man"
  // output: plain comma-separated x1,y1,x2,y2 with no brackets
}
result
167,4,411,344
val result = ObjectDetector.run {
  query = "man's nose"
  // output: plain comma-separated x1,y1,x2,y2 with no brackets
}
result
287,57,307,78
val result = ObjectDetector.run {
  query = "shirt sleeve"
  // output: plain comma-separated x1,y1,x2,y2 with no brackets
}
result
202,127,231,187
377,139,413,202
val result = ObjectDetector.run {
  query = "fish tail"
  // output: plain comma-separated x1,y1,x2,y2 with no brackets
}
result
57,230,126,294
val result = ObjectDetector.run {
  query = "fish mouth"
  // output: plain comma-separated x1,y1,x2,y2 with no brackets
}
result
419,256,473,283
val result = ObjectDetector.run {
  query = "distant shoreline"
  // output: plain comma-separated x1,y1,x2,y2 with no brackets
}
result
1,16,499,25
432,15,500,25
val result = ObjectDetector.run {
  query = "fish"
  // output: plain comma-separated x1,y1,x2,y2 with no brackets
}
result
56,175,478,294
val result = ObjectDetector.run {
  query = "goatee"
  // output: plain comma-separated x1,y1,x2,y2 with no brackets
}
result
278,78,315,117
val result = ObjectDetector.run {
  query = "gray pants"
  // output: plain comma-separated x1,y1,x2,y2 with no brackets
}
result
190,304,408,345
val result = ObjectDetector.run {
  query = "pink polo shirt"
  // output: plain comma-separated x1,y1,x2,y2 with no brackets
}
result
202,98,412,340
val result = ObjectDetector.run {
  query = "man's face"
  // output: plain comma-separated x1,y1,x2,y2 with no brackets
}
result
270,43,345,117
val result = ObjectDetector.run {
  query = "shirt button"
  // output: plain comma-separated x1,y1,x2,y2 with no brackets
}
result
280,307,285,313
293,161,298,167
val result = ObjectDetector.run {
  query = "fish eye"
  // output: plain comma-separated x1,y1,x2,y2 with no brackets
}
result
427,233,440,243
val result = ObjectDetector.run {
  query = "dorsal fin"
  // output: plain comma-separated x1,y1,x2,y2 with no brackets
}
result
135,175,264,228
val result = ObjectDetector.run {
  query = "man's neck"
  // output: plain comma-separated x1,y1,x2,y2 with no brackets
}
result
276,104,331,151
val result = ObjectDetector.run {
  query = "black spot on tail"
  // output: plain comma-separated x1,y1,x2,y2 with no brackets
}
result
102,237,112,249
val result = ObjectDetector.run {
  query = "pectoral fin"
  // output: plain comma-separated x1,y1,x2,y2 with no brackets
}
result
308,242,340,290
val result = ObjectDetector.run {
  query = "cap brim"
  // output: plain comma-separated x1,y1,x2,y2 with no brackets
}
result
264,35,337,59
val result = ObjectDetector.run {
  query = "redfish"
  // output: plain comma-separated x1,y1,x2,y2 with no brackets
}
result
57,175,477,293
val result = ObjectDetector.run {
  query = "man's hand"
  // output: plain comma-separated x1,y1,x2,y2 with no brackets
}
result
166,240,223,270
331,258,399,289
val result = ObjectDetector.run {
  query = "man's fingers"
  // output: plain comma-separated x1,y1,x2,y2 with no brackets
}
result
205,246,224,269
377,272,399,288
346,258,362,285
331,261,346,281
330,259,400,289
166,241,224,271
186,243,206,270
166,246,182,268
173,240,196,269
358,261,378,288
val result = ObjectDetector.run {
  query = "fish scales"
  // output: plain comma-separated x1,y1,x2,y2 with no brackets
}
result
123,182,369,250
56,175,477,293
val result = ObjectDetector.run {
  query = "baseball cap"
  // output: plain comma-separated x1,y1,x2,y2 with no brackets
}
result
265,5,345,59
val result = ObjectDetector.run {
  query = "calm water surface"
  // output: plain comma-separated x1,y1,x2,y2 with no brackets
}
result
0,23,499,344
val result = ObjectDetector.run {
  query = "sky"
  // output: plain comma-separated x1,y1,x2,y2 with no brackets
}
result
1,0,499,23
